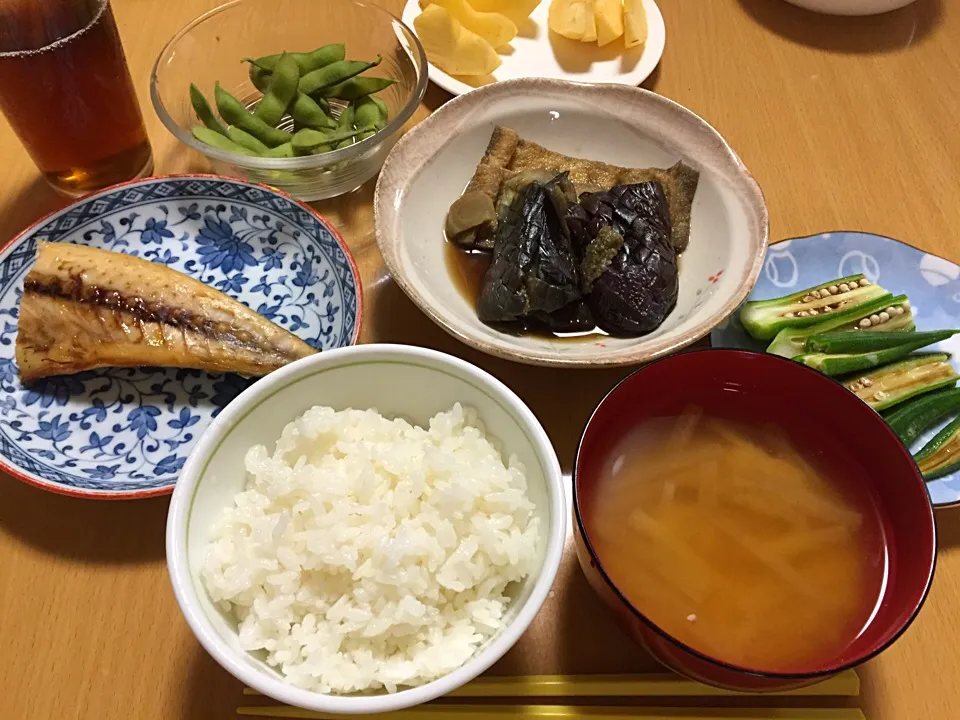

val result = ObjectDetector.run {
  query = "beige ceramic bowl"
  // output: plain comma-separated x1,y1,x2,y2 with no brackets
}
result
375,78,768,368
782,0,916,14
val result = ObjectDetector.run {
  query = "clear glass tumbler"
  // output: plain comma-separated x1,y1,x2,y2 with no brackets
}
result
0,0,153,196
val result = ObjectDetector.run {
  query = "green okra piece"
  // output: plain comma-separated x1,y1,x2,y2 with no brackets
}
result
884,388,960,447
844,353,958,411
797,337,951,377
767,294,912,359
740,274,890,341
806,329,957,355
914,414,960,480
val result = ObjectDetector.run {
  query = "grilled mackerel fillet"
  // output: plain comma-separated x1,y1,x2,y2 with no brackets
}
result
15,241,317,381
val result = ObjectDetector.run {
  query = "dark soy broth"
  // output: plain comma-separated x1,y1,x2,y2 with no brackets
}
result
444,241,608,342
584,407,888,672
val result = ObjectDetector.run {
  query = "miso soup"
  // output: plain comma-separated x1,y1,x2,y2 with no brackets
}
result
584,407,888,672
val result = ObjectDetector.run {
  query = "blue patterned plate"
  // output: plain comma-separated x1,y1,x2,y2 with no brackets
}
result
0,175,361,499
711,231,960,508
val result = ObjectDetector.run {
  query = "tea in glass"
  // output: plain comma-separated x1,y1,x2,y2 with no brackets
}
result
0,0,153,196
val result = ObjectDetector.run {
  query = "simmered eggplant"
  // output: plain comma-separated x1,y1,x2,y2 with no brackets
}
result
477,173,584,326
567,181,678,336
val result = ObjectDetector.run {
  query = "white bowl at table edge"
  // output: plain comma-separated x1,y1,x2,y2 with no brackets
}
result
165,344,566,714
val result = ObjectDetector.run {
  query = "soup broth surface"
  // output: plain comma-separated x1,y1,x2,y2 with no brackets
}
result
584,408,888,672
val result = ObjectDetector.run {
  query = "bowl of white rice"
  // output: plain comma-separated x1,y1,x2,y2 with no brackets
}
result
166,344,565,715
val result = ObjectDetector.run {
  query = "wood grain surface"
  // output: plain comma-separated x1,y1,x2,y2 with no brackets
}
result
1,1,958,718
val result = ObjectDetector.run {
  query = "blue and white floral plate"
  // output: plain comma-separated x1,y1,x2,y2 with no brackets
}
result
0,175,361,499
711,231,960,508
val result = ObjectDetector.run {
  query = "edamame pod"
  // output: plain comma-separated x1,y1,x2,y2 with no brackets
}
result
190,84,228,135
371,96,388,119
337,103,356,131
290,93,337,129
299,56,382,95
248,63,271,93
291,125,376,155
191,125,258,156
254,53,300,127
226,125,270,154
214,82,291,147
263,142,294,158
318,76,395,101
247,44,345,74
353,96,383,129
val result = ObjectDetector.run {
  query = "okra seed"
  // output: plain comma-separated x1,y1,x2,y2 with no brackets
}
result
839,283,850,292
798,310,809,317
802,295,813,303
902,300,911,309
859,377,873,387
879,311,890,322
859,318,871,328
869,314,881,324
812,290,822,299
821,306,832,313
860,279,870,285
808,308,819,316
894,306,905,315
828,285,839,294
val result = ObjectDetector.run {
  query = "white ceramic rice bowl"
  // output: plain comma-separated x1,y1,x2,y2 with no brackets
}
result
166,344,565,714
375,78,768,368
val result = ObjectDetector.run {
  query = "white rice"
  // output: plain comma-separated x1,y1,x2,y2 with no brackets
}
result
201,403,540,694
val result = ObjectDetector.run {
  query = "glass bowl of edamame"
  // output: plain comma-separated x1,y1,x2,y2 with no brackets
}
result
151,0,427,201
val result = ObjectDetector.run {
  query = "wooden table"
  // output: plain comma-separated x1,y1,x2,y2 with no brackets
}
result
1,0,959,718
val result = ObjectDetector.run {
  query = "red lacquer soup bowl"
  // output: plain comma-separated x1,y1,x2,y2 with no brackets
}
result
573,348,936,692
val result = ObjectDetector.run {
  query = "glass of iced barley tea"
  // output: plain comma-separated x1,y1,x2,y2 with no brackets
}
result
0,0,153,196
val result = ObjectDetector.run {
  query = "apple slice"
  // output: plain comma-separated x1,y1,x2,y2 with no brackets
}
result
469,0,541,25
549,0,592,40
594,0,624,47
623,0,648,48
414,5,502,76
420,0,517,49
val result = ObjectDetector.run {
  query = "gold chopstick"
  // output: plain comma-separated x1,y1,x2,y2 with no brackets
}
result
236,706,866,719
241,671,859,698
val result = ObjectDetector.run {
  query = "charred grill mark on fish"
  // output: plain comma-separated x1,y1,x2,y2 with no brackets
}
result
15,241,317,382
24,274,264,351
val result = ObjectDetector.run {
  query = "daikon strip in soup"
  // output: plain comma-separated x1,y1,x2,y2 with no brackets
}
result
584,407,888,672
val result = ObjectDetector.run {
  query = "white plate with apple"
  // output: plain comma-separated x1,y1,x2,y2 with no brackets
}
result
401,0,665,97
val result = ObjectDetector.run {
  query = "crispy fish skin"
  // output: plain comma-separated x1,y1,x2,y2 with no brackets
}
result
15,241,317,382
